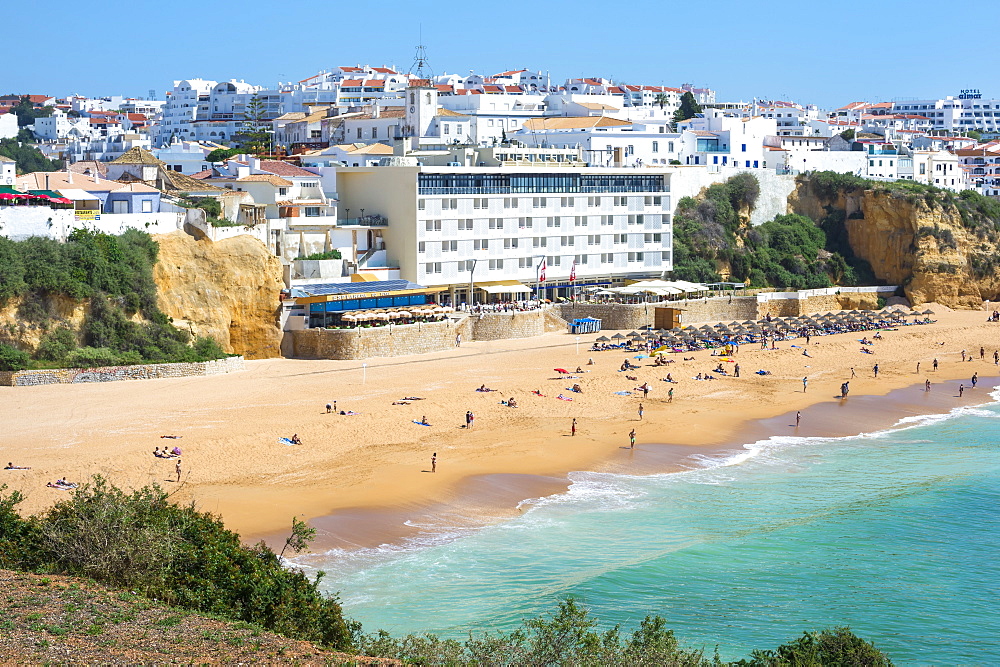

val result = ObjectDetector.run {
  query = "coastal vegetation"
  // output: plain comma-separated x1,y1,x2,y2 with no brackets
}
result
0,478,895,664
671,172,877,288
0,131,62,174
0,229,226,369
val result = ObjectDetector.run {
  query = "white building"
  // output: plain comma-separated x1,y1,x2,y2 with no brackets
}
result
0,156,15,185
335,163,675,302
681,110,778,170
0,112,18,139
890,92,1000,133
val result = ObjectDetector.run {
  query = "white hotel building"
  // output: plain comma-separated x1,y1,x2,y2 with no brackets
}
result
336,165,674,302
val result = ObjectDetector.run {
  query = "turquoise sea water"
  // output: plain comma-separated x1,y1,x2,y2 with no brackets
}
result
306,387,1000,664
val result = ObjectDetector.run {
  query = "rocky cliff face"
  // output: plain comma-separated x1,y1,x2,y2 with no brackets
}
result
152,232,283,359
788,181,1000,308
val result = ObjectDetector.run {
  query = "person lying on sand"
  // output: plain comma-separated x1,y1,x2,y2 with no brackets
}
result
476,385,496,392
47,479,77,490
160,435,182,439
402,396,425,401
531,389,545,397
571,384,583,393
392,400,411,405
756,369,772,375
340,410,360,415
5,462,30,470
625,375,638,381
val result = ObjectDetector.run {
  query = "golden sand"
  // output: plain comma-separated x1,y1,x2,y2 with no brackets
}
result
2,306,996,544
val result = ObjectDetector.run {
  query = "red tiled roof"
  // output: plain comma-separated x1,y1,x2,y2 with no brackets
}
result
257,160,319,177
370,67,397,74
189,169,214,179
504,85,521,93
340,79,363,87
339,66,363,72
362,80,386,87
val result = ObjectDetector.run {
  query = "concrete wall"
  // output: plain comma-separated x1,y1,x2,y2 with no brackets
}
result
554,287,898,329
0,206,184,241
292,318,472,360
0,356,244,387
670,168,796,226
469,309,547,341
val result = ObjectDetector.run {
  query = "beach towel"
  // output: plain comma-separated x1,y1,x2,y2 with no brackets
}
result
531,390,546,397
554,368,570,374
412,420,432,426
614,391,632,396
278,438,299,446
556,394,573,401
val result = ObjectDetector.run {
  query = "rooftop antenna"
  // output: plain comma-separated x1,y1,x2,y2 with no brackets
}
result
408,25,433,79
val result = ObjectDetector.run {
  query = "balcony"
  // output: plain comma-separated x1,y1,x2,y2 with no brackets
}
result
338,215,388,227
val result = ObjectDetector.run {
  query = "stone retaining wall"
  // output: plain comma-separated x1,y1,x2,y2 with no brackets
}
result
291,309,552,360
292,319,473,360
553,303,658,330
0,356,245,387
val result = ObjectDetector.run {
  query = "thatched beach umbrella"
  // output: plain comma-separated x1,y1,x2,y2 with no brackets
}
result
612,333,626,340
922,309,935,315
596,335,611,342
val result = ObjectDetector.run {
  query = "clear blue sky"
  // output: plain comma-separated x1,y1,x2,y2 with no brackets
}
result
8,0,993,109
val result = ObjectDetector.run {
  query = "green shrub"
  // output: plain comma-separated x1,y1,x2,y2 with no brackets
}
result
1,478,356,651
300,249,343,261
65,346,123,368
0,343,29,371
34,327,77,362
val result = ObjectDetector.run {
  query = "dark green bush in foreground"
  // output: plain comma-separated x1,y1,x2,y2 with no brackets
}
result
0,480,356,650
0,480,894,663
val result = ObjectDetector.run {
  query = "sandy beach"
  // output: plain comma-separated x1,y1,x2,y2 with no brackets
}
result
2,306,998,550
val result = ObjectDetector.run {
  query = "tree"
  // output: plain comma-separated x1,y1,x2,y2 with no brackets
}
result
235,96,271,154
672,91,702,125
839,128,856,141
654,92,671,110
0,136,61,174
967,129,982,141
8,95,54,127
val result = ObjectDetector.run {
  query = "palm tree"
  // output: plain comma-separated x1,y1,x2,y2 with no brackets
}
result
654,92,670,110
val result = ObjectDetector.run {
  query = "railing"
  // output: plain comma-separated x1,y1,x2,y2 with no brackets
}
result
417,186,670,195
338,215,388,227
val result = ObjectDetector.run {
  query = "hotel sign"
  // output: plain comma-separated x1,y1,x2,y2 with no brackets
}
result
75,210,100,221
959,89,983,100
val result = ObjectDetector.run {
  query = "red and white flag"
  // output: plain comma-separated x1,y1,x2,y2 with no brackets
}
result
539,258,547,283
569,259,577,282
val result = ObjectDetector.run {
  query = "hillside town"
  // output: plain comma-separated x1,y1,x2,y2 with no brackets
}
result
2,64,998,341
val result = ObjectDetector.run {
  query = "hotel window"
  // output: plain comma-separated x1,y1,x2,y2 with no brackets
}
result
425,262,441,273
425,220,442,231
372,127,378,138
304,207,321,217
574,216,586,227
588,235,600,245
588,196,601,207
474,239,489,250
560,236,573,246
652,141,659,153
458,218,474,230
519,257,533,268
627,252,644,262
575,254,588,265
532,197,547,208
418,242,426,253
601,253,613,264
614,234,626,244
504,238,519,249
474,198,487,209
533,237,547,248
645,233,661,243
489,218,503,229
601,215,613,226
519,217,532,229
614,196,627,207
561,197,573,207
442,240,457,252
668,142,674,152
546,256,561,267
546,217,560,228
357,128,362,139
418,199,426,210
489,259,503,270
279,187,289,196
504,197,515,208
442,198,457,210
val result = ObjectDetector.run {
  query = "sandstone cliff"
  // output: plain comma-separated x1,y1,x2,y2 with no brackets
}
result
789,179,1000,308
152,232,283,359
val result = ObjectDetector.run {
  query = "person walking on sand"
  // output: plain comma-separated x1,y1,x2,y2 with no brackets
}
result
629,429,636,449
933,358,939,371
851,367,856,379
994,350,999,365
637,403,644,420
456,333,462,348
972,372,978,388
961,349,967,362
571,418,577,436
175,459,182,483
925,379,931,392
959,384,965,398
981,347,986,360
668,387,674,403
734,363,740,378
796,411,801,428
873,363,879,379
466,410,473,429
916,361,921,374
802,376,808,393
431,452,437,473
